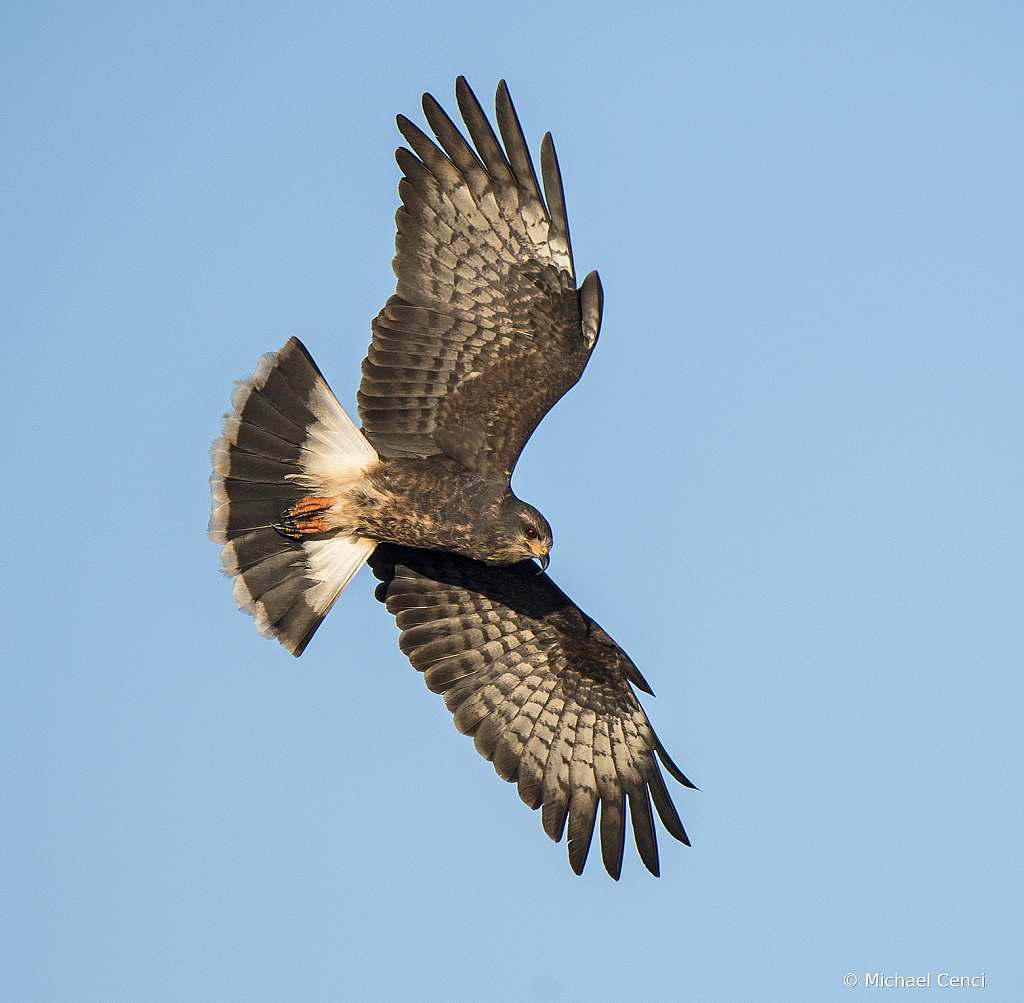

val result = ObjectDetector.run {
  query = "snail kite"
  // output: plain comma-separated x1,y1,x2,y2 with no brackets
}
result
209,77,696,878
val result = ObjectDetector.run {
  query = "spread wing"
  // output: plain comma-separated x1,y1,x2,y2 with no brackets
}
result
357,77,604,478
368,544,695,879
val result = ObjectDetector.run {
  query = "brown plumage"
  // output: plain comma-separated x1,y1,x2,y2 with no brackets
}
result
209,78,695,877
369,545,696,878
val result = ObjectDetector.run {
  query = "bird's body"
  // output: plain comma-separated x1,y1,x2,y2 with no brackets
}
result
283,449,550,565
209,78,696,878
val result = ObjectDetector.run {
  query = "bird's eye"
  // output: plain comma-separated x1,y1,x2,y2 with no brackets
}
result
524,526,538,540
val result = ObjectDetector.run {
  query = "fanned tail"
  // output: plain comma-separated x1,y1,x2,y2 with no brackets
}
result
209,337,379,655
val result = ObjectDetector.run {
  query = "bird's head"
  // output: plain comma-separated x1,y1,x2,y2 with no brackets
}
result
489,495,552,570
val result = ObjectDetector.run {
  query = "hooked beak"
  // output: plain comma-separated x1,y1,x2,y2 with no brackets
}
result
531,543,550,573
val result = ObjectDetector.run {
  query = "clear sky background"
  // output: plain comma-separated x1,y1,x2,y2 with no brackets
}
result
3,2,1021,1001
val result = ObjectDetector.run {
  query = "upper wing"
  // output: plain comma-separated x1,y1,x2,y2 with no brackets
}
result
358,77,604,478
368,544,695,879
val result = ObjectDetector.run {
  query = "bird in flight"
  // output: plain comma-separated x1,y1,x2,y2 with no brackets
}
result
209,77,696,878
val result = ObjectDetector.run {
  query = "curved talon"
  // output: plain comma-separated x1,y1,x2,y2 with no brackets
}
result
279,495,337,537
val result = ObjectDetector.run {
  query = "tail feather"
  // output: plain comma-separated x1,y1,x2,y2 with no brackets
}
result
209,337,379,656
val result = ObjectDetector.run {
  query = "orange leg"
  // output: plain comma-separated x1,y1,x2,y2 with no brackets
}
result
280,495,338,537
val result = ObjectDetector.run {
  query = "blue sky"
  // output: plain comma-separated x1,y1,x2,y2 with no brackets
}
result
3,2,1021,1000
